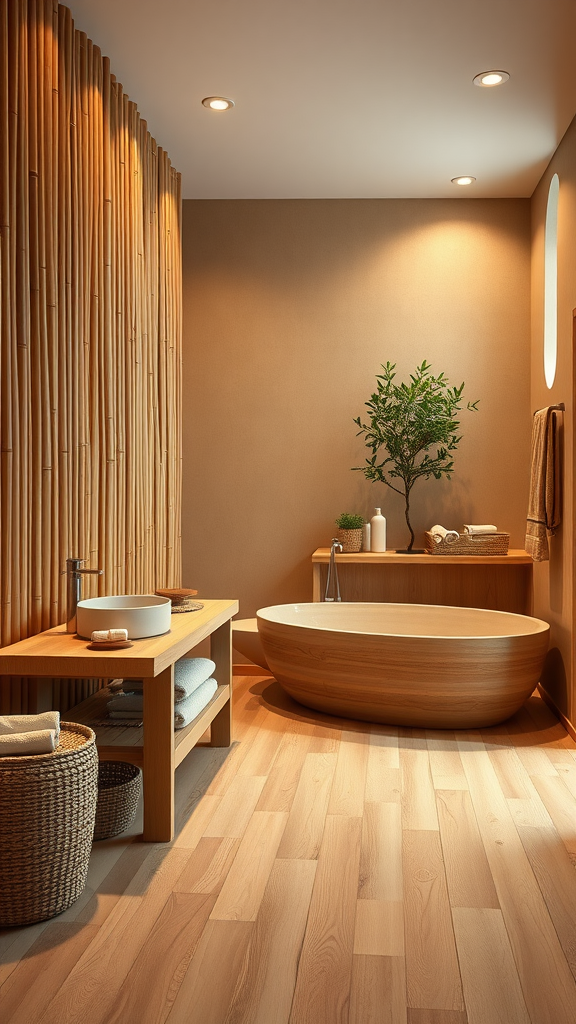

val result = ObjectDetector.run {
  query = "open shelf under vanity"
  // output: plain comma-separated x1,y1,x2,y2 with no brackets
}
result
62,680,232,770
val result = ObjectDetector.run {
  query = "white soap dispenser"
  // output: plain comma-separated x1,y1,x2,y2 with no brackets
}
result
371,508,387,552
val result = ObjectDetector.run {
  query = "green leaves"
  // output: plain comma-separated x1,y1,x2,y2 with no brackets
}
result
335,512,365,529
353,361,478,548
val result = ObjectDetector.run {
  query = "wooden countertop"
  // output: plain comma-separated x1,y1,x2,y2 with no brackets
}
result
312,548,532,565
0,599,239,679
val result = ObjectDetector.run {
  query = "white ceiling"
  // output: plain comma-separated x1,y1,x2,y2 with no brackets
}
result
66,0,576,199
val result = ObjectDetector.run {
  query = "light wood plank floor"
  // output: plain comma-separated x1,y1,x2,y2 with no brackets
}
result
2,675,576,1024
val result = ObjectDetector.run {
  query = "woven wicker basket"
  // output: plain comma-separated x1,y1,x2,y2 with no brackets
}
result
0,722,98,927
336,528,363,553
93,761,142,841
424,531,510,556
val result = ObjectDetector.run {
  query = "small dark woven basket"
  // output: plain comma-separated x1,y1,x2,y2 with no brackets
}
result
0,722,98,927
93,760,142,841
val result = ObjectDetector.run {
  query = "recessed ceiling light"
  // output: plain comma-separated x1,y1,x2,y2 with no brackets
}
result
202,96,235,111
451,176,476,186
473,70,510,88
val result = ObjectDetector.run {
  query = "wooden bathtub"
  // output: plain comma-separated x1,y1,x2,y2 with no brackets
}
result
256,602,550,728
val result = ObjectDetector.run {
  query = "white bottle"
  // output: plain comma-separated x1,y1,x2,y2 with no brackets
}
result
362,522,371,551
371,508,386,552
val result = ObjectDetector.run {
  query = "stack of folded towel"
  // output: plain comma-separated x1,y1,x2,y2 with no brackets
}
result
0,711,60,756
107,658,218,730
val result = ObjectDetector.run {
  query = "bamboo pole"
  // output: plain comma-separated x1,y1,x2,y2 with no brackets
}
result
0,0,12,643
0,2,182,706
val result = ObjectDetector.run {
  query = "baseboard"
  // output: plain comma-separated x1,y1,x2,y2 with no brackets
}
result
537,683,576,743
233,663,273,676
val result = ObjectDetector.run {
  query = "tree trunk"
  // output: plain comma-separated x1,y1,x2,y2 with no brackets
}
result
404,491,415,551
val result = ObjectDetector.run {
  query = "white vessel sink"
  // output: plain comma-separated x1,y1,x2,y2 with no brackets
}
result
76,595,172,640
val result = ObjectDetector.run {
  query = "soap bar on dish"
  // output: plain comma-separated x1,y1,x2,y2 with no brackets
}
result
91,628,129,643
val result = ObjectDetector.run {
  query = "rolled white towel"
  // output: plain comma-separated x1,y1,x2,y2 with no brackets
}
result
91,628,129,642
174,677,218,730
0,711,60,742
126,657,216,702
463,524,498,535
429,524,460,545
0,728,57,756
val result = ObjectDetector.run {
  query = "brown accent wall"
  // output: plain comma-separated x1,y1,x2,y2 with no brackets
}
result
182,199,531,618
530,116,576,722
0,2,182,711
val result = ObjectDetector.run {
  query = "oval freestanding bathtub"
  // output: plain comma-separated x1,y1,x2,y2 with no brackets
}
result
256,602,550,729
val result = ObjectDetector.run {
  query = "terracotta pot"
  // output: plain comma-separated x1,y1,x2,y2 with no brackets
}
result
337,527,363,553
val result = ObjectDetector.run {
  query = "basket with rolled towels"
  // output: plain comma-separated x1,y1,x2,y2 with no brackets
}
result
0,711,60,756
424,524,510,555
106,657,218,729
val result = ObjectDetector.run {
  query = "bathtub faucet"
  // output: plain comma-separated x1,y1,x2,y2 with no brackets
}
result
324,538,343,602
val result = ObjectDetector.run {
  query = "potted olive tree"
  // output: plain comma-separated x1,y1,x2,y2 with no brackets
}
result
354,361,478,552
335,512,364,552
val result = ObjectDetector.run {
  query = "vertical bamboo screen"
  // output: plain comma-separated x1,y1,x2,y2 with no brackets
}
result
0,2,182,709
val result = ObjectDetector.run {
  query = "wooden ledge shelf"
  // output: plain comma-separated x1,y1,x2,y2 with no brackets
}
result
312,549,533,614
312,548,532,565
0,599,238,843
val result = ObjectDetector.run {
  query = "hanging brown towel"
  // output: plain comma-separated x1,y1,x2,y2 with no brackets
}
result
525,407,561,561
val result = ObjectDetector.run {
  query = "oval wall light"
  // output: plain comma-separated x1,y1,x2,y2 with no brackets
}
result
451,176,476,186
202,96,235,111
544,173,560,389
473,70,510,88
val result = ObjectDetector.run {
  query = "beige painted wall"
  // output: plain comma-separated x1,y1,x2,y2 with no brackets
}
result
531,117,576,721
182,199,531,618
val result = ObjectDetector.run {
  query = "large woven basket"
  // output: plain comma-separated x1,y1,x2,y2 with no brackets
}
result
0,722,98,927
424,531,510,556
94,761,142,841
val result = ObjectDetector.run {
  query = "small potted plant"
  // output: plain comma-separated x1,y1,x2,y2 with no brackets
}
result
335,512,365,552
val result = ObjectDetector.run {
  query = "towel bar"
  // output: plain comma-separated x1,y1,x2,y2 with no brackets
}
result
533,402,565,415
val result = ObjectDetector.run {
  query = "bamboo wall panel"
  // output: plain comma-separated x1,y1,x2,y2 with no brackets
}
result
0,2,182,711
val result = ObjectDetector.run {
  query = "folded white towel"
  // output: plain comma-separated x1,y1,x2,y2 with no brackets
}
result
463,524,498,535
0,728,57,756
125,657,217,702
0,711,60,742
175,677,218,730
107,677,218,728
107,694,142,713
429,525,460,545
91,628,129,642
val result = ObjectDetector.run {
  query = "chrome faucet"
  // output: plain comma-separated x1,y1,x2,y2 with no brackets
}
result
324,538,343,602
64,558,104,633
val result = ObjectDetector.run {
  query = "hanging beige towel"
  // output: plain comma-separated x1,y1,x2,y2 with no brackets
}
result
525,407,561,561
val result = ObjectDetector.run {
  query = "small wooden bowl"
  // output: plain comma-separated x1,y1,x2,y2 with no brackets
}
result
155,588,198,604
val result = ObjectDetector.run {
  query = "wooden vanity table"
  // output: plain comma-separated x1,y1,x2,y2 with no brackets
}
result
0,599,238,843
312,549,533,614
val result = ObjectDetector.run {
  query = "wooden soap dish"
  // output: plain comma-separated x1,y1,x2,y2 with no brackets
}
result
155,588,198,606
87,640,134,651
